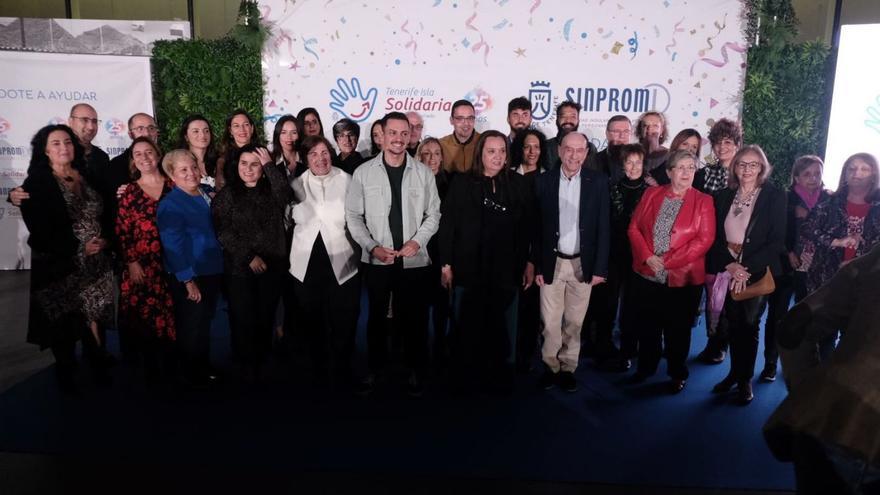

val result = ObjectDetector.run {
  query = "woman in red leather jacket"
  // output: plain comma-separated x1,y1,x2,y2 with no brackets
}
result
626,150,716,393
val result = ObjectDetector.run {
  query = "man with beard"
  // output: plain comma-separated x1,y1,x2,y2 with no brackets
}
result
346,112,441,397
591,115,632,185
544,101,598,170
506,96,532,144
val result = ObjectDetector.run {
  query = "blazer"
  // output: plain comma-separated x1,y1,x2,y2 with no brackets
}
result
345,152,441,268
534,166,610,283
628,185,716,287
707,183,787,279
290,167,359,284
157,186,224,282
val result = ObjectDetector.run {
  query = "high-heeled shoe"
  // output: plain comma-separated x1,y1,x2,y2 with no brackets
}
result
737,381,754,404
712,375,736,394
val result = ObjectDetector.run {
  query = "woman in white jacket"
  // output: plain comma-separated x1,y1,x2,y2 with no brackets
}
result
289,135,361,392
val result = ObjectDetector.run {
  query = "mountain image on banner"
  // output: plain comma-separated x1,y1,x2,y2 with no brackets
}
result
0,18,88,53
77,26,148,56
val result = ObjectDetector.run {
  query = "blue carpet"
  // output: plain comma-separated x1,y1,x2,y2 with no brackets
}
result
0,294,794,491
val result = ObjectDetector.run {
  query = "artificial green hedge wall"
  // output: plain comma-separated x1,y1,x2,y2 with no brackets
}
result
151,37,264,152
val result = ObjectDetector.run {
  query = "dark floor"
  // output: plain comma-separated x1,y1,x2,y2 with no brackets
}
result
0,270,794,495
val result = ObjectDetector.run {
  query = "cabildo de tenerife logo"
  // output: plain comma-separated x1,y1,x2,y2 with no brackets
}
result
529,80,671,120
329,77,378,123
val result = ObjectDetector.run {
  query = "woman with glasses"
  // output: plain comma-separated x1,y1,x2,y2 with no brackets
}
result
438,130,535,393
332,118,364,175
626,150,715,393
215,109,270,190
707,145,786,404
650,128,703,186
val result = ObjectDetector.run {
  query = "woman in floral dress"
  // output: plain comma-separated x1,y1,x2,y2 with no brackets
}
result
116,137,176,382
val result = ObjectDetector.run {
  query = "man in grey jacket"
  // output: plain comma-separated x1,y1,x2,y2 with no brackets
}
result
345,111,441,396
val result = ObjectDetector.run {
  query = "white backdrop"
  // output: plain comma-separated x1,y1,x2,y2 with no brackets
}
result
0,51,153,269
261,0,748,154
824,23,880,188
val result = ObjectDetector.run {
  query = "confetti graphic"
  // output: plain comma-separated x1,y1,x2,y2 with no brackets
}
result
700,14,728,55
689,41,746,76
563,18,574,41
627,31,639,59
303,37,319,60
665,18,684,55
401,20,418,60
465,12,492,66
493,19,509,30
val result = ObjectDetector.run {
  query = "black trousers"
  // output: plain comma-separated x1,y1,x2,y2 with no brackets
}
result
515,283,540,368
428,263,451,363
582,257,623,359
50,320,102,375
451,285,518,388
764,273,794,367
293,255,360,386
617,269,640,359
226,271,283,367
364,262,430,376
171,274,222,376
631,275,702,380
722,292,769,382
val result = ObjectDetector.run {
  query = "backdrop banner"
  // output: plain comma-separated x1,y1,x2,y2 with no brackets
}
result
261,0,747,156
0,51,153,269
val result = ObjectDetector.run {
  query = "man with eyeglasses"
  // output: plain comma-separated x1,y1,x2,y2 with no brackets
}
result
332,118,364,175
534,132,609,393
543,101,598,171
405,111,424,157
7,103,111,206
439,100,481,174
591,115,632,185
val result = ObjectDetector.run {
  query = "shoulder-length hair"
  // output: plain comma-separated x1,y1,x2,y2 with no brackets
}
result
175,114,218,177
510,128,549,171
789,155,824,188
669,128,703,154
296,107,324,136
369,120,383,156
635,111,669,144
128,136,163,181
416,137,443,161
837,152,880,200
28,124,85,175
221,109,262,153
727,144,773,189
271,114,300,163
471,130,511,178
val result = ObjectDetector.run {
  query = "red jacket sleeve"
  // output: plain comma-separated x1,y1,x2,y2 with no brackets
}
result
627,187,656,267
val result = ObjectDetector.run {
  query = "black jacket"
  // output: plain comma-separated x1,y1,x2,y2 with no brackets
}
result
437,172,535,288
534,166,610,283
707,184,787,278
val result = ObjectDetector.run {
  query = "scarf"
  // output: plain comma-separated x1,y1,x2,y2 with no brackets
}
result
793,184,821,210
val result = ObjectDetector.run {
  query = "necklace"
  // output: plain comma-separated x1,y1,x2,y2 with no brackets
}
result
732,187,759,217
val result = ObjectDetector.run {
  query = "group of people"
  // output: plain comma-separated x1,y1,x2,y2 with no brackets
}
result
10,98,880,406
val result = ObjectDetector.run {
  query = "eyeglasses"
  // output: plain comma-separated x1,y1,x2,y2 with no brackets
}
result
411,124,424,130
673,165,697,172
453,116,476,123
336,132,357,140
71,116,101,125
608,129,631,136
736,161,761,171
131,125,158,133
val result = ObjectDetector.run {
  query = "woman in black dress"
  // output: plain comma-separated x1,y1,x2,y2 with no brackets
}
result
438,130,535,392
19,125,115,391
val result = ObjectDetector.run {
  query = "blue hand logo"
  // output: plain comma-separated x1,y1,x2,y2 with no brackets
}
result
329,77,378,123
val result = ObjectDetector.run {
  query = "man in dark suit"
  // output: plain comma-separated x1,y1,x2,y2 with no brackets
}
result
534,132,610,392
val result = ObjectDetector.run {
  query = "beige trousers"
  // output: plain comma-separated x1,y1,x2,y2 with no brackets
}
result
540,257,593,372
